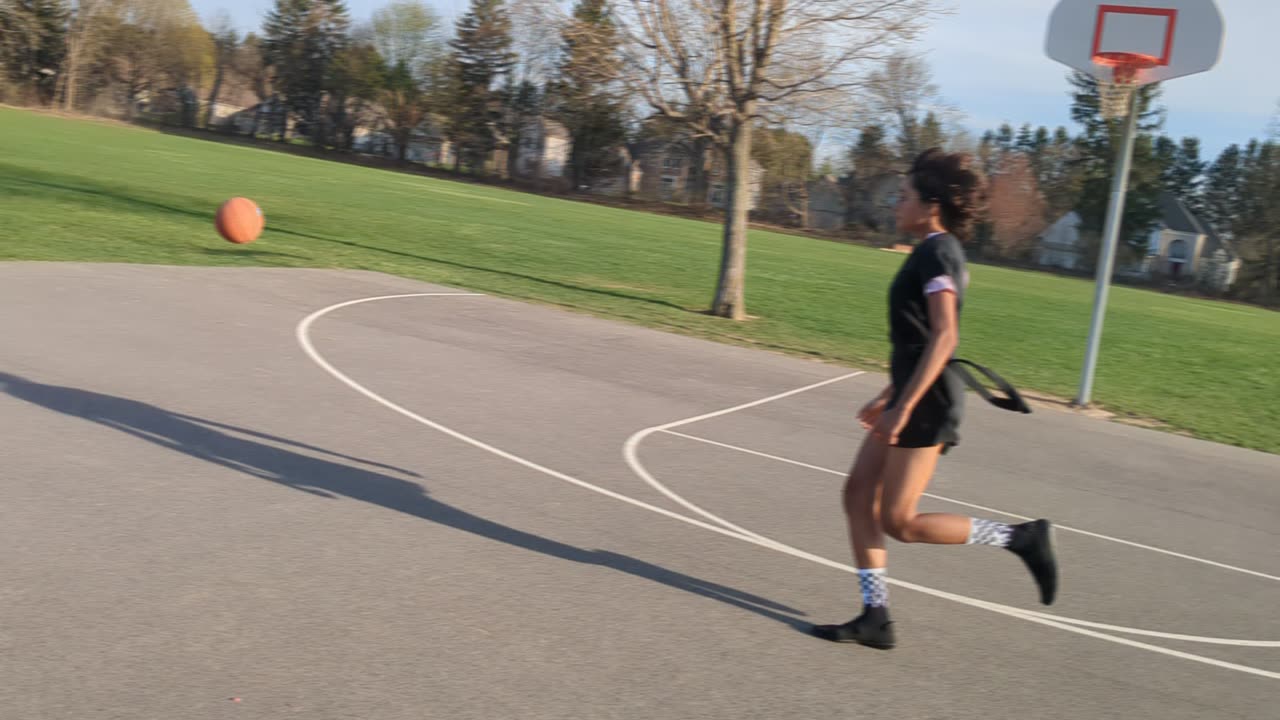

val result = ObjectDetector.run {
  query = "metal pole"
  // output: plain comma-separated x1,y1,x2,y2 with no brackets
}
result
1076,90,1140,407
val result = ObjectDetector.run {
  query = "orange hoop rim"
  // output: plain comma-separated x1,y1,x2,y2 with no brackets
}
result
1092,51,1160,83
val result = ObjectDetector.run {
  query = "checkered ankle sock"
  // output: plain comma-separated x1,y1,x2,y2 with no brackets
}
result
967,518,1013,547
858,568,888,608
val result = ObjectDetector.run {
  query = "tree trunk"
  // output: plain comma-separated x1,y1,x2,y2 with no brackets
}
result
508,120,524,180
1266,238,1279,304
688,135,710,208
124,85,138,120
60,38,80,110
570,135,588,191
396,129,409,163
711,117,752,320
785,181,810,229
204,66,225,129
572,123,599,191
60,13,89,111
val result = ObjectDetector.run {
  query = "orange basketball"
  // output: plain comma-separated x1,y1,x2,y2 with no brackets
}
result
214,197,265,244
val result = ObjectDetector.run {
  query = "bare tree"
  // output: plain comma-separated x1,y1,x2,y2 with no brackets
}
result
235,33,273,137
99,0,211,120
58,0,108,110
203,10,237,128
987,153,1048,260
592,0,937,319
371,0,443,78
861,49,954,163
508,0,564,85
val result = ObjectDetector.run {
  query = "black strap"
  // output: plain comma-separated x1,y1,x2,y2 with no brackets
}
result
948,359,1032,414
903,312,1031,414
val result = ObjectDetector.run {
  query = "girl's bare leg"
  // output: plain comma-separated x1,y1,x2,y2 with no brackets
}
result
842,434,889,568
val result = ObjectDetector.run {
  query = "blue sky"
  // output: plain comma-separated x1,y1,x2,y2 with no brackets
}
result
196,0,1277,162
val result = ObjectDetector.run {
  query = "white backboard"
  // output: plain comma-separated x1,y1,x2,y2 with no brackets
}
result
1046,0,1225,84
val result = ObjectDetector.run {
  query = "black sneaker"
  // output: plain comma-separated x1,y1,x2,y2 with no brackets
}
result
1007,519,1058,605
810,606,896,649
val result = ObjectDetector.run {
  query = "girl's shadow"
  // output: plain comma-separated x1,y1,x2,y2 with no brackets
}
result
0,372,805,627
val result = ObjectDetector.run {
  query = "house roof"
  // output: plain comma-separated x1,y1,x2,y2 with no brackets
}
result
1158,192,1208,235
1158,192,1237,260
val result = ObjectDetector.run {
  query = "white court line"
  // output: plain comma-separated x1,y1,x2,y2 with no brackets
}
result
661,430,1280,584
621,372,867,546
298,293,1280,680
298,294,797,540
654,430,1280,648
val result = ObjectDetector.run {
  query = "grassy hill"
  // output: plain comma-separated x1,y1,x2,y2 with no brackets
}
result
2,107,1276,453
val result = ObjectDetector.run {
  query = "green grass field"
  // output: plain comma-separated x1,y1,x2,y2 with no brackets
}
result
2,107,1277,453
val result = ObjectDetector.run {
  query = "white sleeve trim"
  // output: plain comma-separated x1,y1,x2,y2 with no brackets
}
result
924,275,957,295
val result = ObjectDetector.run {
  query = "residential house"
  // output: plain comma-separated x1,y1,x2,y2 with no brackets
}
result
845,172,901,234
353,115,456,167
514,117,570,180
631,136,764,210
581,145,642,197
222,95,290,138
1036,192,1241,290
1037,211,1086,270
1142,193,1240,287
806,176,848,231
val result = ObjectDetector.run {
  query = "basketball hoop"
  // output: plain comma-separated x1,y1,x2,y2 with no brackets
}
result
1046,0,1225,408
1092,51,1158,119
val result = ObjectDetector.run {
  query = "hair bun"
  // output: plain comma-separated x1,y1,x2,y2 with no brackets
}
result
910,148,988,241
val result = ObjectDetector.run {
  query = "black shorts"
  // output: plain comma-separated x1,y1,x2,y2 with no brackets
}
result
886,350,965,451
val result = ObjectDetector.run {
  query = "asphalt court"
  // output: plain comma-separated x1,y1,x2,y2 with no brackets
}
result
1,262,1276,719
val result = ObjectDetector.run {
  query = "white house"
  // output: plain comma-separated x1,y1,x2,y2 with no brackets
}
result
1036,193,1241,291
1037,210,1088,271
514,117,570,180
352,115,456,166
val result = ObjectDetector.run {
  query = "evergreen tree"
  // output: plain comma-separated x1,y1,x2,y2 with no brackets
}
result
0,0,67,104
1201,143,1243,239
1233,139,1280,303
447,0,515,171
263,0,351,142
549,0,626,189
328,39,385,150
1014,123,1035,154
1025,125,1051,180
916,111,946,153
1039,126,1084,220
1069,71,1166,260
1156,135,1206,212
500,77,543,178
977,130,999,176
995,123,1015,153
847,124,897,232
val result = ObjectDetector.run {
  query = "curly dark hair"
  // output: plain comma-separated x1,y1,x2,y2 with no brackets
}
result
908,147,987,241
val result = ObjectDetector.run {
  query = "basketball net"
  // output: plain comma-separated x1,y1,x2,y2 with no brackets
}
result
1093,52,1157,120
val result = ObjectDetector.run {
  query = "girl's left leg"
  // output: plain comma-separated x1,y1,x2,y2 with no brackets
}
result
879,445,971,544
879,445,1059,605
813,445,1060,649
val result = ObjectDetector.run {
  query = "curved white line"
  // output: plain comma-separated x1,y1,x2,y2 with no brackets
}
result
298,293,1280,681
298,293,767,544
631,416,1280,650
622,372,865,547
1011,612,1280,646
661,430,1280,584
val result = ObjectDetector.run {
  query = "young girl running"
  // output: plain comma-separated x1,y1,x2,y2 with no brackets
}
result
811,148,1058,650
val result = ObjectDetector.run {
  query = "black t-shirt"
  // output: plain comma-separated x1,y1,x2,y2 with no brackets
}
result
887,232,967,354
